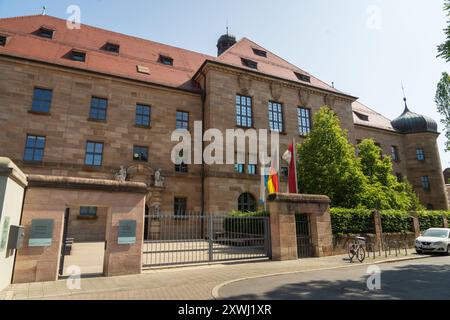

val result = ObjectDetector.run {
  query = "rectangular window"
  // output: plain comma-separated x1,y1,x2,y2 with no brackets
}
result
268,101,284,132
71,50,86,62
0,35,6,46
174,197,187,216
252,48,267,57
294,72,311,83
89,97,108,121
23,135,46,162
133,146,148,162
159,55,173,66
175,149,188,173
79,206,97,217
416,148,425,161
281,167,289,178
241,58,258,69
38,27,54,39
176,111,189,130
297,107,311,136
85,141,103,166
421,176,430,190
135,104,151,127
236,95,252,128
391,146,399,161
248,164,257,175
234,164,244,174
104,42,120,53
31,88,53,113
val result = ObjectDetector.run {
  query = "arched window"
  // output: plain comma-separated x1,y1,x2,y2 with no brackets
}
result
238,193,256,212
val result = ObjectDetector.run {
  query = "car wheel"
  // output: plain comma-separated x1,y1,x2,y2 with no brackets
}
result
447,245,450,256
416,249,423,255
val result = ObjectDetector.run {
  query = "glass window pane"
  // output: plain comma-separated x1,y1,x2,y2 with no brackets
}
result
85,154,93,165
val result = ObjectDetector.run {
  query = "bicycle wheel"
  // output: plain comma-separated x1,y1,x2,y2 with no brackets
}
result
348,244,355,260
357,247,366,263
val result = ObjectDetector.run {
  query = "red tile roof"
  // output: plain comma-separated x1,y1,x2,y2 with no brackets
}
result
352,101,395,132
0,14,353,98
0,15,213,92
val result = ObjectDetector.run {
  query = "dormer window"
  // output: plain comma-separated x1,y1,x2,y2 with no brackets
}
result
37,27,54,39
159,55,173,66
241,58,258,69
103,42,120,53
136,65,150,75
0,35,6,46
252,48,267,58
354,111,369,121
294,72,311,83
70,50,86,62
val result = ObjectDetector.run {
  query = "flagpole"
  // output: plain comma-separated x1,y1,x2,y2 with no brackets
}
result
293,137,298,194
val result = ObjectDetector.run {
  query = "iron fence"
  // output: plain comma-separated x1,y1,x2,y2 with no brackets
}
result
142,213,271,267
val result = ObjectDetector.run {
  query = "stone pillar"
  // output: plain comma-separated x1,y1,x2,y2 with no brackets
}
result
372,210,383,251
0,158,27,291
267,193,333,260
411,211,421,237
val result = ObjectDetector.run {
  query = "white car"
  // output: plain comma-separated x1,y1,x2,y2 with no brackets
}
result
415,228,450,255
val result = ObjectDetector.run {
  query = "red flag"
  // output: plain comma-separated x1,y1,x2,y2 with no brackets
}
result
282,140,298,194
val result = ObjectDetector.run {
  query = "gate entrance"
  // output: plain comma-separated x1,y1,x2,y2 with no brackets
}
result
59,206,107,278
142,214,271,267
295,213,313,258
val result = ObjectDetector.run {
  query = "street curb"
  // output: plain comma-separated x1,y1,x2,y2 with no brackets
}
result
211,254,433,300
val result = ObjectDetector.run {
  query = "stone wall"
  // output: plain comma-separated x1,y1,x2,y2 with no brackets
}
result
13,176,147,283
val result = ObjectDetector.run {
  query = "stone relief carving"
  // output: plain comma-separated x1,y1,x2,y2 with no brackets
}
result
324,94,336,108
150,202,161,215
237,74,252,95
114,165,128,182
298,87,311,106
154,168,165,188
270,82,282,101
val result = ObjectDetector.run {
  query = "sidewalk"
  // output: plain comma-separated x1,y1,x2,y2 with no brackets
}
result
0,252,430,300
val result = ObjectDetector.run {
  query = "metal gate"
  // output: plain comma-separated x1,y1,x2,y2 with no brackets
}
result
142,213,271,267
295,213,312,258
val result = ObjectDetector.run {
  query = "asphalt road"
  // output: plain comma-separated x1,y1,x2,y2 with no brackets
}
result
218,256,450,300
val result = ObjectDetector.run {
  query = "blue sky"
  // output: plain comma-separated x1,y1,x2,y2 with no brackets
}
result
1,0,449,167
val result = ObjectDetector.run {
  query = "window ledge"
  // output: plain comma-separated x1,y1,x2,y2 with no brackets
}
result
82,165,103,171
135,124,152,129
22,160,44,165
77,215,98,220
28,110,51,116
235,125,255,130
87,118,107,123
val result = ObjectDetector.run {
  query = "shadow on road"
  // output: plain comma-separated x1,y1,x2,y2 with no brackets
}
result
221,261,450,300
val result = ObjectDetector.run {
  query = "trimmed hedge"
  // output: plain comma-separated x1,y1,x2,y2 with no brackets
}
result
330,208,374,235
417,210,448,231
330,208,450,235
379,210,413,233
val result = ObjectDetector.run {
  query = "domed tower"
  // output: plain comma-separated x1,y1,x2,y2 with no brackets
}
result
217,32,236,56
391,98,448,210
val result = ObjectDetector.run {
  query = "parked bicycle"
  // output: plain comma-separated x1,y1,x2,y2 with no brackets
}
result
348,236,366,263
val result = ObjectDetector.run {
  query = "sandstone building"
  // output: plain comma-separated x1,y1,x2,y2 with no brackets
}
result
0,14,447,213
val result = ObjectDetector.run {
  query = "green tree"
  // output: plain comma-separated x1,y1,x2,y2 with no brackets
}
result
297,106,365,208
435,72,450,151
437,0,450,62
357,139,421,210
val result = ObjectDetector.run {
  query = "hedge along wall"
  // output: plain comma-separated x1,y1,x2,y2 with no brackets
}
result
330,208,450,235
417,210,449,231
223,211,269,235
330,208,374,235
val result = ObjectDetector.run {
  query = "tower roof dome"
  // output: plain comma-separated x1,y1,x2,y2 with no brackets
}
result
391,99,438,134
217,33,236,56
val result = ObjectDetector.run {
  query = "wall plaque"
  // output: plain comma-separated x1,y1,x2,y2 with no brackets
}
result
118,220,137,245
29,219,54,247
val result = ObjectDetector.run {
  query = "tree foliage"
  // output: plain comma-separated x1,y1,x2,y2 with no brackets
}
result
435,72,450,151
437,0,450,62
297,106,365,208
297,107,422,210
